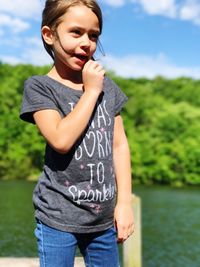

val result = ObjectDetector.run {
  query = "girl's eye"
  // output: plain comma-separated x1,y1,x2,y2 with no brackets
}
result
72,30,81,36
90,33,99,41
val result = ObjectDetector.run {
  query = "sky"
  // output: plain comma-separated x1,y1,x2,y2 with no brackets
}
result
0,0,200,79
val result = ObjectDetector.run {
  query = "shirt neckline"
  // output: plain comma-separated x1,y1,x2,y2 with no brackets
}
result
44,75,84,95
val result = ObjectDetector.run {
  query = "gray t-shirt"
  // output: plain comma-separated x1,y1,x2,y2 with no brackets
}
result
20,75,128,233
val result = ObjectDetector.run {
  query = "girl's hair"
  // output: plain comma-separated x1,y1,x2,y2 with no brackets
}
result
42,0,103,60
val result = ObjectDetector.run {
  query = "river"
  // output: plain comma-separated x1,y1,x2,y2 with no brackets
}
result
0,181,199,267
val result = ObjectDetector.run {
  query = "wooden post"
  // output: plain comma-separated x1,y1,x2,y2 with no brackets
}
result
123,194,142,267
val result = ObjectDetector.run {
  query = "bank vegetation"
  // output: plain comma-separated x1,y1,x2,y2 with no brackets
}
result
1,63,200,186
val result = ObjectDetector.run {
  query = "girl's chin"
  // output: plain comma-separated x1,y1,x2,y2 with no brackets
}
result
71,62,86,71
61,59,86,71
71,64,84,71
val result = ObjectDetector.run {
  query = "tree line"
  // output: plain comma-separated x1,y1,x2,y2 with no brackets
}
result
0,62,200,186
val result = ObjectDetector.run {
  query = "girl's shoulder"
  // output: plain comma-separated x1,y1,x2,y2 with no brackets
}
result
103,76,128,113
23,75,56,101
103,76,126,97
104,75,117,87
24,75,59,94
103,75,121,93
25,75,48,86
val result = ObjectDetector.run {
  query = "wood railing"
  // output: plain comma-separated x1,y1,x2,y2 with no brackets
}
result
123,194,142,267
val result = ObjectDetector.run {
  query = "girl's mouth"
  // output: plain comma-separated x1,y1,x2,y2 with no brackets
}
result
74,54,89,62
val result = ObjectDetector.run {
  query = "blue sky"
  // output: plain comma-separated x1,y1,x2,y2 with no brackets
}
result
0,0,200,78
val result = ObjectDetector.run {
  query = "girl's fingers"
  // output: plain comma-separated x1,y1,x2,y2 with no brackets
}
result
117,223,134,242
82,59,105,95
94,65,104,72
84,60,103,72
83,59,93,71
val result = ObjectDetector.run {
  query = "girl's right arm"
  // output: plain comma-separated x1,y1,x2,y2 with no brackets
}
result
33,60,105,154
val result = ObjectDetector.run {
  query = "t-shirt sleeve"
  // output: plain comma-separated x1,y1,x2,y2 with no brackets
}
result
110,78,128,115
20,76,59,124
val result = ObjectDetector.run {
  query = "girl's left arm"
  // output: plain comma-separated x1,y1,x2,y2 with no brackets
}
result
113,114,134,242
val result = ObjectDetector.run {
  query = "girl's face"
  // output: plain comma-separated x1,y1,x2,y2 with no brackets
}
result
44,5,100,72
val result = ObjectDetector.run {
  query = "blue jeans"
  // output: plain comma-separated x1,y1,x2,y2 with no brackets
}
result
35,220,120,267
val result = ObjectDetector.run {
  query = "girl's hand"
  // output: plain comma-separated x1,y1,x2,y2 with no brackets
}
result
114,203,134,243
82,60,105,95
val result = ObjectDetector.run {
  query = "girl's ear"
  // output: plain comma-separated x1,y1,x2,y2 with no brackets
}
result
41,26,54,45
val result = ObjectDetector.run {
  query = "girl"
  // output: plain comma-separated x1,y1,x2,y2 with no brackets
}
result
20,0,134,266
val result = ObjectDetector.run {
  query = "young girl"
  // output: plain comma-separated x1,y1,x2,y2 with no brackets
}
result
20,0,134,266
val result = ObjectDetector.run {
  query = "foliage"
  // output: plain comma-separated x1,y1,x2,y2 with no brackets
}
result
0,63,200,185
0,64,49,180
111,75,200,186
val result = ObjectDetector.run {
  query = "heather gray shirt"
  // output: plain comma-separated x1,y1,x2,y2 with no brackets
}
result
20,75,128,233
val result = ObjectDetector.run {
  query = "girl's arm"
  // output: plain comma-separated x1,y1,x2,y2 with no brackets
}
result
113,114,134,242
33,60,105,154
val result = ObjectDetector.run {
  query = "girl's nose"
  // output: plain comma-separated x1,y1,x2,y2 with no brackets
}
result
80,34,90,47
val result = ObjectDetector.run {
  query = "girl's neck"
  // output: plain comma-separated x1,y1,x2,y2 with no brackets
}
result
47,65,83,90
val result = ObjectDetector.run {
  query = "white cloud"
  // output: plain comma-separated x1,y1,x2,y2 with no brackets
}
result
101,53,200,79
0,14,30,33
0,0,43,36
0,55,22,65
22,47,52,66
0,0,42,36
102,0,177,17
21,36,52,65
0,35,23,47
25,36,44,47
179,0,200,25
1,35,52,66
0,0,43,19
1,48,52,66
2,48,200,79
102,0,200,27
133,0,177,18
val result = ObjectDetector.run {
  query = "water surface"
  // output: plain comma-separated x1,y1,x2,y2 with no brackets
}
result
134,185,200,267
0,181,199,267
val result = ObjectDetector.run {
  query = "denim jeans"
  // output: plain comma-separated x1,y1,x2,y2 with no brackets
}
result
34,220,120,267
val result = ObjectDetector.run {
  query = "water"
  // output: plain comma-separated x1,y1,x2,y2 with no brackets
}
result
0,181,199,266
0,181,36,257
133,185,200,267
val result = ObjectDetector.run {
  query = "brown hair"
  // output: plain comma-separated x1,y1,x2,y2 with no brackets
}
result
41,0,103,60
